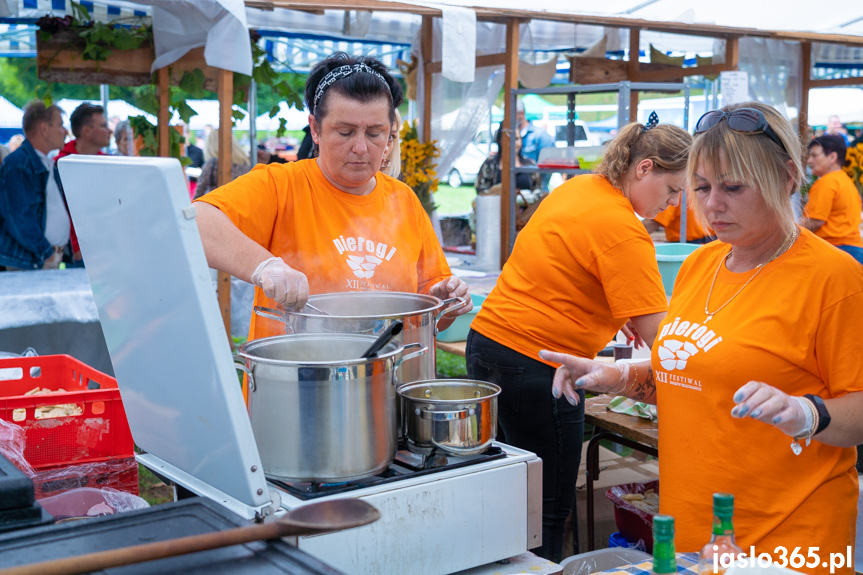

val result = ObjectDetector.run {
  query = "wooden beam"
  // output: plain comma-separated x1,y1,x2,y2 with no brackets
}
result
500,18,519,268
808,77,863,88
217,69,233,338
421,16,433,143
425,52,508,75
628,28,640,80
157,67,170,157
630,62,738,83
800,41,811,141
725,36,739,69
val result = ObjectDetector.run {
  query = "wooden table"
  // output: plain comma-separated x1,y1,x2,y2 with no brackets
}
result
583,394,658,551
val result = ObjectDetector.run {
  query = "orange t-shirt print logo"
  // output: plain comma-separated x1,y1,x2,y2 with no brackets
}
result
656,316,723,373
332,234,398,279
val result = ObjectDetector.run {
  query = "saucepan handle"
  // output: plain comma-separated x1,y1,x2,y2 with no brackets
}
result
392,342,428,384
418,407,474,421
253,305,295,334
233,356,256,392
434,297,468,335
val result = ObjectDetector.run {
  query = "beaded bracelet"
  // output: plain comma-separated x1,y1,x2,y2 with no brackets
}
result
791,397,819,456
620,362,639,397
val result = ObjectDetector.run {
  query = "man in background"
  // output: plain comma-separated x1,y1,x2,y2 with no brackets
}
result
0,100,68,270
516,99,553,190
53,103,112,266
825,115,851,145
801,134,863,264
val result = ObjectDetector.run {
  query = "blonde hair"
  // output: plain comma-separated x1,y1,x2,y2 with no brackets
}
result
204,128,250,167
687,101,803,237
381,109,401,178
596,122,692,189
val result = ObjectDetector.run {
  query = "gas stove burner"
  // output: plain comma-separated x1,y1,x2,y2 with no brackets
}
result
268,445,507,500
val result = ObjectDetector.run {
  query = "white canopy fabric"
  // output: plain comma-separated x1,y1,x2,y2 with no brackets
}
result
54,99,157,126
0,95,22,128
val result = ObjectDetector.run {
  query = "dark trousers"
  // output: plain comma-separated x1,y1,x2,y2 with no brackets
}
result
466,329,584,563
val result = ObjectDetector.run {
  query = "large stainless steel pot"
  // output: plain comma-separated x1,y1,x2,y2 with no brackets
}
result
234,333,426,482
397,379,500,456
255,292,466,385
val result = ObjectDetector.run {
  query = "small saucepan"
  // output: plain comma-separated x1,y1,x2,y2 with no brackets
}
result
397,379,500,456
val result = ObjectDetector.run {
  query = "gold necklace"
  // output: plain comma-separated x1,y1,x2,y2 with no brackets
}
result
704,227,799,323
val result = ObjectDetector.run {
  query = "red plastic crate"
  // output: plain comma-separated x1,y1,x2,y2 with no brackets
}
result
0,355,134,469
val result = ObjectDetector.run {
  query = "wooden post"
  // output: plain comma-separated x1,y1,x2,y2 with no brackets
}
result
628,28,640,118
157,67,170,157
500,18,519,267
800,41,811,142
421,16,433,142
217,69,233,339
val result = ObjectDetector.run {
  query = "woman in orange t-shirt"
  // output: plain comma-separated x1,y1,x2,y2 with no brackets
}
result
194,53,471,341
542,102,863,574
466,116,692,562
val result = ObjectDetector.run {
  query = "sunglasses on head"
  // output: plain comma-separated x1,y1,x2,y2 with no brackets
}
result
694,108,788,155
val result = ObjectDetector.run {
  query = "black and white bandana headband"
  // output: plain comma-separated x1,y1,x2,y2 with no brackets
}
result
313,64,389,111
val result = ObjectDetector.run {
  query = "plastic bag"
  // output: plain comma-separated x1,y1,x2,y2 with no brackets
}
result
605,480,659,552
0,417,35,474
560,547,652,575
29,457,139,499
38,487,148,520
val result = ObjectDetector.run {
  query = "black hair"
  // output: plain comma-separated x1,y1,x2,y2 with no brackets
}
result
22,100,63,136
70,103,104,138
305,52,403,125
809,134,847,166
494,127,530,165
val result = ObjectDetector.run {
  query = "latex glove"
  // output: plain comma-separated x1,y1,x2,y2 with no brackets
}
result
429,276,473,317
539,350,634,406
250,257,309,311
731,381,811,437
620,320,645,349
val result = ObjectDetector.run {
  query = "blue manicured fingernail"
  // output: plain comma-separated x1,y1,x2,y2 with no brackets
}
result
567,395,577,406
731,408,739,417
773,416,782,424
738,405,750,417
733,392,744,402
751,408,762,418
574,379,586,388
552,387,560,399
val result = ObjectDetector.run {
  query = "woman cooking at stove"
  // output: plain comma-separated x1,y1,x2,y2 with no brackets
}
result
465,113,692,562
543,102,863,574
194,53,471,342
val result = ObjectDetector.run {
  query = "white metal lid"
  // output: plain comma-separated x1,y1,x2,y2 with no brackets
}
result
58,155,268,509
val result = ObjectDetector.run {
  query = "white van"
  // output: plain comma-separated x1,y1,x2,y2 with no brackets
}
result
538,105,601,147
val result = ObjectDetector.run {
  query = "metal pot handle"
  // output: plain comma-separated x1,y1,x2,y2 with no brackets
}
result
233,355,256,392
433,297,469,335
254,305,295,334
418,407,475,421
392,342,428,384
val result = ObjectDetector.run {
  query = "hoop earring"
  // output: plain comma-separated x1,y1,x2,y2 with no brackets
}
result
381,158,391,169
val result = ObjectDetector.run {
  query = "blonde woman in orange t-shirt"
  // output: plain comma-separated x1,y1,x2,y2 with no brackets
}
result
542,102,863,573
194,53,471,341
466,114,691,562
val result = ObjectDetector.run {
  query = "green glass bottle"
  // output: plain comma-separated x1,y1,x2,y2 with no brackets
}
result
652,515,676,575
697,493,744,575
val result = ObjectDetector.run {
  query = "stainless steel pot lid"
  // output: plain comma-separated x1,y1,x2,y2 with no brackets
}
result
397,379,501,402
238,333,401,366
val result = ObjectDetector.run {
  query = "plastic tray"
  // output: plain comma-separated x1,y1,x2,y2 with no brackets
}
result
0,355,133,469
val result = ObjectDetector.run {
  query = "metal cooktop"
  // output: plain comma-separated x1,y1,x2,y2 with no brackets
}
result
267,444,506,500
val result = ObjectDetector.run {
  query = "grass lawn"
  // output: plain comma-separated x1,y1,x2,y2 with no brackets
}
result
434,185,477,217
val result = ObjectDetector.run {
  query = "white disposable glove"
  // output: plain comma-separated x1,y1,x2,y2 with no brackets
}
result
250,257,309,310
730,381,811,437
539,350,635,406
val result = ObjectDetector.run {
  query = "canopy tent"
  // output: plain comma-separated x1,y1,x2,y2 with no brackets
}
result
0,95,23,143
